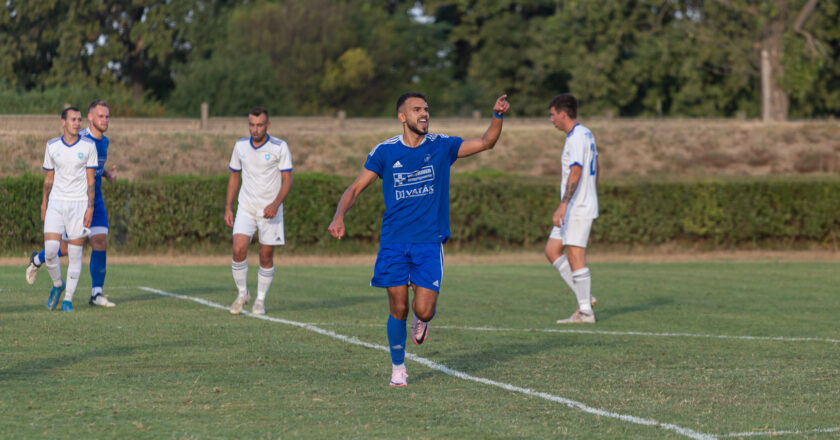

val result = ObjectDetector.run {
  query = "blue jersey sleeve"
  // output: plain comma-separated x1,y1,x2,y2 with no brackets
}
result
364,144,386,176
447,136,463,165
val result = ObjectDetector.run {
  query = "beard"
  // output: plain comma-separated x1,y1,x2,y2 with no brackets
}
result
406,119,428,136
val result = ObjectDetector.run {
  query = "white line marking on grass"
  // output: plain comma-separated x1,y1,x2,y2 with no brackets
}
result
139,286,714,440
307,323,840,345
721,427,840,437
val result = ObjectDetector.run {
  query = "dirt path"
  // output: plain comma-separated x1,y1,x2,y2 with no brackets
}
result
1,250,837,267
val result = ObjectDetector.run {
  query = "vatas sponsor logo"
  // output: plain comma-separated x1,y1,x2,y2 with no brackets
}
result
395,184,434,200
393,165,435,187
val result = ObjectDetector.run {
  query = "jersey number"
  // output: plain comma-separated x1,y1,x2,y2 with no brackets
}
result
589,143,597,176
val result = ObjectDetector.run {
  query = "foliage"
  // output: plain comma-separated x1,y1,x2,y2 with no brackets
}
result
0,85,165,116
2,174,838,251
1,0,838,117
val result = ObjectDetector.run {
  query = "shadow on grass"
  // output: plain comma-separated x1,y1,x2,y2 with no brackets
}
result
279,295,380,312
594,296,674,322
411,337,620,384
0,341,190,382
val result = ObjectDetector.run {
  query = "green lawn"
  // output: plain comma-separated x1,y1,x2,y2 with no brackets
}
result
1,262,838,439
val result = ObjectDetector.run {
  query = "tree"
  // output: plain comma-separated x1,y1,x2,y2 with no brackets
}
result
704,0,826,121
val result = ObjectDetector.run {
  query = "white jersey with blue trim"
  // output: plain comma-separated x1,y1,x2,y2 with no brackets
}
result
42,135,98,202
229,135,293,218
560,123,598,219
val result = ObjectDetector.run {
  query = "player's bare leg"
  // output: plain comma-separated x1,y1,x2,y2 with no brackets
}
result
410,284,437,345
230,234,251,314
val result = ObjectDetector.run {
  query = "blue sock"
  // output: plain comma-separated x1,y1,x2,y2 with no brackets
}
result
36,248,63,265
386,315,407,366
90,250,106,295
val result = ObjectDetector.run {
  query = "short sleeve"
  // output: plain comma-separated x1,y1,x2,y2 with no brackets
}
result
278,142,293,172
86,144,98,168
364,144,385,176
42,144,54,170
568,136,586,168
229,145,242,171
447,136,464,165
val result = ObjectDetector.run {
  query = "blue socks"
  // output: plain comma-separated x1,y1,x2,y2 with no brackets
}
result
387,315,407,366
90,250,106,295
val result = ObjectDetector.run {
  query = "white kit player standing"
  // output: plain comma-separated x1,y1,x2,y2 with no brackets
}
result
224,107,293,315
41,107,98,312
543,93,600,324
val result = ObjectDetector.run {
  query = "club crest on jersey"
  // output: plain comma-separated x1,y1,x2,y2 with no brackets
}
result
424,154,431,163
264,153,271,161
78,152,84,159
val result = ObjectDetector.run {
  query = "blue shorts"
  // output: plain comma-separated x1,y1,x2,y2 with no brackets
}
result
371,243,444,292
90,197,109,230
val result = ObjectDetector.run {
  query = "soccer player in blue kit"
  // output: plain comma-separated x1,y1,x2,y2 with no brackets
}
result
26,99,117,308
328,92,510,386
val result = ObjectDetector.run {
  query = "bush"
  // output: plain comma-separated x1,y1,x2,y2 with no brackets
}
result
0,86,165,117
2,174,838,252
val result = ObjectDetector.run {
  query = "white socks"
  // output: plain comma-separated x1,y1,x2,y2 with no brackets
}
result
572,268,592,314
44,240,62,287
63,244,83,302
552,256,574,292
231,259,248,296
257,266,274,301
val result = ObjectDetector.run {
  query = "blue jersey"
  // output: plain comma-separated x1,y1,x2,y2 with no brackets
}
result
364,133,463,244
80,128,108,202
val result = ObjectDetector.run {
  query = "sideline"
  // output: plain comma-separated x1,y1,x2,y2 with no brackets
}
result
139,286,715,440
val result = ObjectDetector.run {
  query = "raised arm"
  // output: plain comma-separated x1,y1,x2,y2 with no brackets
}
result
328,168,379,240
457,94,511,158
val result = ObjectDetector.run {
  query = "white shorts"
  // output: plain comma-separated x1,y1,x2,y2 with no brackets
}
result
549,217,593,248
44,200,90,240
232,208,285,246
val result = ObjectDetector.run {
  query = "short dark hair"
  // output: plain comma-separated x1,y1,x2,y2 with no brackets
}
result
61,106,81,120
249,106,268,120
548,93,578,119
88,99,109,113
396,92,427,114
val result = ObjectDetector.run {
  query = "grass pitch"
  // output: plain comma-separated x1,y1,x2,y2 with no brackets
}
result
1,261,838,439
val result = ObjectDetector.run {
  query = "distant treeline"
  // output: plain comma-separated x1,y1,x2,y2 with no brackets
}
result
1,1,838,118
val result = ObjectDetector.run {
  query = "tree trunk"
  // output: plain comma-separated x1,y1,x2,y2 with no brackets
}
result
760,18,789,121
131,52,144,99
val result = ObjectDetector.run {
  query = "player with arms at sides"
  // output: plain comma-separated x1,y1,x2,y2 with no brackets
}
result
26,99,117,308
328,92,510,386
225,107,293,316
544,93,600,324
40,107,98,312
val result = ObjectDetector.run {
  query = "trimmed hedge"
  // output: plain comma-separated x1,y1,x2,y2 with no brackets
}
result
1,174,838,251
